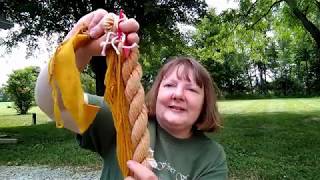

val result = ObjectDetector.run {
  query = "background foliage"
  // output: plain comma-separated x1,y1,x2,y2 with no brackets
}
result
193,0,320,98
1,0,320,98
0,86,11,102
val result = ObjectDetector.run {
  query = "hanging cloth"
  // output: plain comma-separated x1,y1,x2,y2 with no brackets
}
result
48,27,100,134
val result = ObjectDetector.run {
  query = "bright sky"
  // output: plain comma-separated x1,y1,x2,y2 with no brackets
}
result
0,28,54,86
207,0,239,14
0,0,239,87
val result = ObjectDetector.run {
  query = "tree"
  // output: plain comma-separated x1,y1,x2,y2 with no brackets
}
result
0,86,10,102
239,0,320,93
80,66,96,94
192,0,320,97
238,0,320,49
193,9,271,97
0,0,208,94
5,66,39,114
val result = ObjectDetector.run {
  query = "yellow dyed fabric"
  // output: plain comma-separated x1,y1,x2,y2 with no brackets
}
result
48,29,100,134
104,48,133,177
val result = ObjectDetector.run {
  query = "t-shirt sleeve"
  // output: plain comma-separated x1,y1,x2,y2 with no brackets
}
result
199,144,228,180
76,94,116,157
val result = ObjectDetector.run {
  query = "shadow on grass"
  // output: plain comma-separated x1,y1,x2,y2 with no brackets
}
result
0,111,48,117
0,114,21,117
0,122,101,168
210,111,320,179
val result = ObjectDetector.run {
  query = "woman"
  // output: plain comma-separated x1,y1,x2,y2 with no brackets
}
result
35,9,228,180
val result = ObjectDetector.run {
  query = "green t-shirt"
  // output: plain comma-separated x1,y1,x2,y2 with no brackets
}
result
77,94,228,180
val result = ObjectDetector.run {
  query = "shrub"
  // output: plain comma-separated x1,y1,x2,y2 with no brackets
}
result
5,66,39,114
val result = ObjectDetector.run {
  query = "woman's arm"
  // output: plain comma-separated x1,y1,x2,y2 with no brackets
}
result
35,63,87,133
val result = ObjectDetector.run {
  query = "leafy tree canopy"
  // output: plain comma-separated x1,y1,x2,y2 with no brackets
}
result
0,0,208,53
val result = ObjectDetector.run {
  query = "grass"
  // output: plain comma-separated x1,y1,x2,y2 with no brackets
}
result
0,102,101,168
0,98,320,179
213,98,320,179
0,102,49,127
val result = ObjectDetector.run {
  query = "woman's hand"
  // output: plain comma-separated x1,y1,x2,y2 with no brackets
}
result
124,160,158,180
65,9,140,70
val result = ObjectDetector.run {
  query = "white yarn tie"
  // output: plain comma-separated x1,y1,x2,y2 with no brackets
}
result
100,31,138,55
100,14,138,56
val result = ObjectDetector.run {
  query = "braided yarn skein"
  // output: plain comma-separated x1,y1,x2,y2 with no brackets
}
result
103,13,151,176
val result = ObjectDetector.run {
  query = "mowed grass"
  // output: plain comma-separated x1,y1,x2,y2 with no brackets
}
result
0,102,50,127
213,98,320,179
218,98,320,114
0,102,101,168
0,98,320,179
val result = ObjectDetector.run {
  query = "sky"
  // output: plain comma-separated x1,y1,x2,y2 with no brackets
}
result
0,0,239,87
207,0,239,14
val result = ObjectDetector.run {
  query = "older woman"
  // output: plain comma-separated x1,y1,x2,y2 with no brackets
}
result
35,9,228,180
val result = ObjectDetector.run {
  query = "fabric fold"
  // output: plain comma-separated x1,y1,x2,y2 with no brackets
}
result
48,29,100,134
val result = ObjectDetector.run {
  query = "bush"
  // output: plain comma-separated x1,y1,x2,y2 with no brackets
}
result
80,73,96,94
5,66,39,114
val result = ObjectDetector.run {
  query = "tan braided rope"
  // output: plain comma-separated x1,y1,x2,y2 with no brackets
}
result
122,48,151,166
103,13,151,174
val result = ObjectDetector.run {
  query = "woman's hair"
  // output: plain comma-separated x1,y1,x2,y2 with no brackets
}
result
146,56,221,132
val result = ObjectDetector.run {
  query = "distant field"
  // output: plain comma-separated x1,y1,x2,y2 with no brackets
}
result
218,98,320,114
0,98,320,179
0,102,50,127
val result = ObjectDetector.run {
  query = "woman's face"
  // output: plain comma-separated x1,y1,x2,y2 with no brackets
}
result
155,66,204,138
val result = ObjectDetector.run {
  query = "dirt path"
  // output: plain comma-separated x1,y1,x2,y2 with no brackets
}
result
0,165,101,180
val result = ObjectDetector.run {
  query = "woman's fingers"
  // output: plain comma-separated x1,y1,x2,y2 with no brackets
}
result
82,34,108,56
67,9,139,41
127,33,140,45
73,10,140,57
65,13,94,40
119,18,140,34
120,18,140,45
127,160,158,180
65,9,108,40
92,14,140,46
88,10,110,39
124,176,135,180
88,9,108,30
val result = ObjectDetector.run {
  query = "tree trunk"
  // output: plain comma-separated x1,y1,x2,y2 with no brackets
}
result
305,60,310,95
90,56,107,96
245,66,254,94
257,62,265,95
89,1,108,96
263,63,267,94
285,0,320,49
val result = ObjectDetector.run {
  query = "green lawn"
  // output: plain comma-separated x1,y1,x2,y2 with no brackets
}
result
0,102,50,127
214,98,320,179
0,99,320,179
0,102,101,168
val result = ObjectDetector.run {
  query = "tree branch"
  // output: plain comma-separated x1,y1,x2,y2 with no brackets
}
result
314,0,320,11
249,0,284,29
285,0,320,48
231,0,259,32
243,0,258,17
